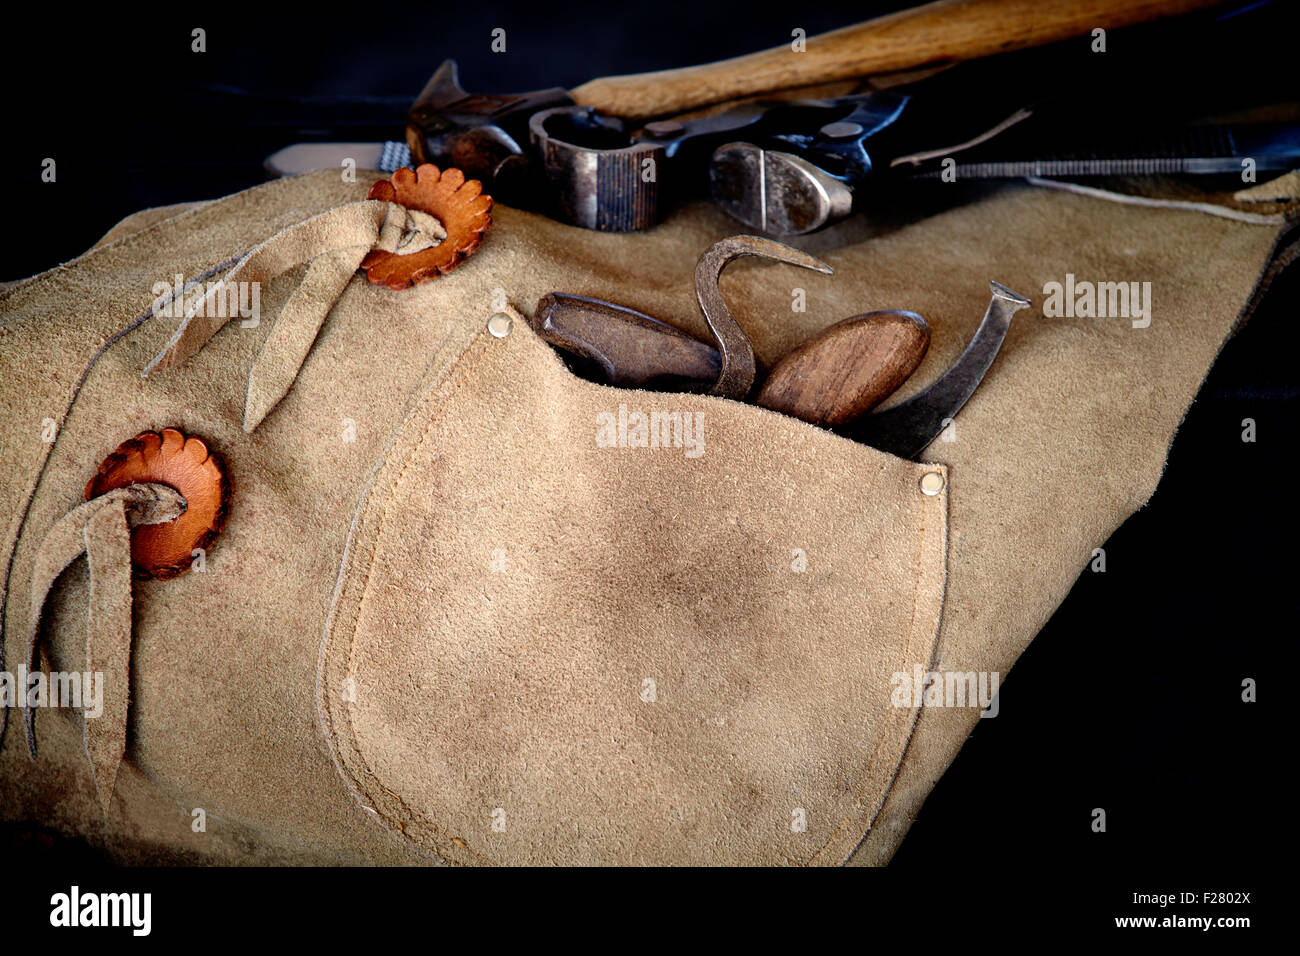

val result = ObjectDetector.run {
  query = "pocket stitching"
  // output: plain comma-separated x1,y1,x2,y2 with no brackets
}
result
350,331,498,863
325,325,950,865
808,477,946,863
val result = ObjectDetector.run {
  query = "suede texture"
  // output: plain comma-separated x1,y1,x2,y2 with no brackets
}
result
1,168,1295,865
317,313,949,864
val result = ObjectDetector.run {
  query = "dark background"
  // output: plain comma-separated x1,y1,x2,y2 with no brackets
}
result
1,0,1290,906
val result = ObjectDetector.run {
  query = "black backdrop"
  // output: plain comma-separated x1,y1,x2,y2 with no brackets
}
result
1,0,1290,899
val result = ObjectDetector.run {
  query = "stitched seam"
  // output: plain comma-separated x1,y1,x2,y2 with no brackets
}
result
852,473,950,864
313,327,468,866
343,335,494,862
331,347,940,866
328,329,495,865
808,470,936,864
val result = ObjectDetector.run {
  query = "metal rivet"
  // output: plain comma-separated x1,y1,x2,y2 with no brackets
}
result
487,312,512,338
919,471,945,496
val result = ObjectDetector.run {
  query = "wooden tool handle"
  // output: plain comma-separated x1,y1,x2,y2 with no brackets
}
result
571,0,1222,120
532,293,721,389
756,311,930,426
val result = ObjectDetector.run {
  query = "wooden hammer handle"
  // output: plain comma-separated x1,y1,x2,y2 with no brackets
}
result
571,0,1222,120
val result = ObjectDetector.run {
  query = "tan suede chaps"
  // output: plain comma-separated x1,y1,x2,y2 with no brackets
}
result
1,169,1295,865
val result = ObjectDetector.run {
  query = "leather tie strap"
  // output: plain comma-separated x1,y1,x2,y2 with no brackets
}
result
24,484,186,812
241,244,376,433
143,200,412,432
143,168,491,433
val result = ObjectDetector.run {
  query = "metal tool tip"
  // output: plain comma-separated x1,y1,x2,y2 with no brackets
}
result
989,280,1031,306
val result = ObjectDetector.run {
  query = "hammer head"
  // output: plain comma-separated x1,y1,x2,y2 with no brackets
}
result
406,60,574,204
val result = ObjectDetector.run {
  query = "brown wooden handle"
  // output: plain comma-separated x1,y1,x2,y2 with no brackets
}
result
755,311,930,426
571,0,1222,120
532,293,721,389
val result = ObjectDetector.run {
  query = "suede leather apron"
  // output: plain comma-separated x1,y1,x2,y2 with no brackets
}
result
1,168,1295,864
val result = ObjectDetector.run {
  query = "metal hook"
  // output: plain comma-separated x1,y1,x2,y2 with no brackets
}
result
693,235,833,399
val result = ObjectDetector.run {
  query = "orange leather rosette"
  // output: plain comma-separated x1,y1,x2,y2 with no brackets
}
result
85,428,231,579
362,163,493,289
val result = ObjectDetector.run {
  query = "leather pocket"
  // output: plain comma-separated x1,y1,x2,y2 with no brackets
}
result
317,314,948,865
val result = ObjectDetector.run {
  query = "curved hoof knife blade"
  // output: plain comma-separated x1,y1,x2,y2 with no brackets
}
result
845,281,1031,460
